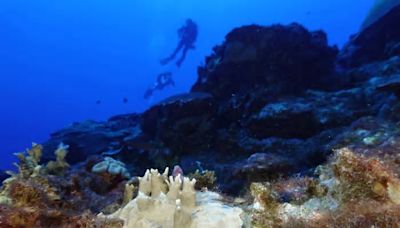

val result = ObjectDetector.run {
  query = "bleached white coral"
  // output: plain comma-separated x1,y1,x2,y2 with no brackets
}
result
99,168,243,228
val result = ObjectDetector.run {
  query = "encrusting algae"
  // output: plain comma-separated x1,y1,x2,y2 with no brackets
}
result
0,143,123,227
250,147,400,227
2,141,400,227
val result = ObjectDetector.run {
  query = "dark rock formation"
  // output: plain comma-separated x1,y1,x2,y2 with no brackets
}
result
338,5,400,68
376,74,400,98
140,92,216,155
247,100,317,139
191,23,338,99
233,153,293,182
42,114,142,164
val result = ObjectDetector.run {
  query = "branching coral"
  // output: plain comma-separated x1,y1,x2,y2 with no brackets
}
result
12,143,43,178
0,143,65,208
5,142,398,227
100,168,244,228
0,143,124,227
0,143,70,209
7,142,70,180
45,143,70,175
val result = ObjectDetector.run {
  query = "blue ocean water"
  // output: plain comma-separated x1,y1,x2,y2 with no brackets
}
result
0,0,374,169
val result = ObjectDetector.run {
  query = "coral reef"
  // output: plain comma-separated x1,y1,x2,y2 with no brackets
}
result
331,148,399,203
192,23,338,99
99,168,244,228
12,143,43,178
250,147,400,227
0,144,126,227
2,3,400,226
40,22,388,194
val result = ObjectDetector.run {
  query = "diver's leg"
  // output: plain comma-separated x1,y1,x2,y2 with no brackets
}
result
176,46,190,67
160,42,184,65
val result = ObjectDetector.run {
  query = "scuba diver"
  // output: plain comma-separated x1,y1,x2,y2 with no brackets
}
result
160,19,198,67
144,72,175,99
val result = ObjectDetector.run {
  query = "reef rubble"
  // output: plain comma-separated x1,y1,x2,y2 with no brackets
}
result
2,4,400,227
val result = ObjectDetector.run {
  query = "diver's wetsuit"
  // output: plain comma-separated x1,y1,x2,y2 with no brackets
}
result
144,72,175,99
161,19,198,67
156,72,175,89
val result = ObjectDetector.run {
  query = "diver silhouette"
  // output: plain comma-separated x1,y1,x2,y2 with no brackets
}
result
160,19,198,67
144,72,175,99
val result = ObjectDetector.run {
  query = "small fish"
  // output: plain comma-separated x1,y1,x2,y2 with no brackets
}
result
96,100,101,105
123,97,128,104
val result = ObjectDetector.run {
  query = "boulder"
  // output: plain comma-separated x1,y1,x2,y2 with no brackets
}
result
338,5,400,68
42,114,142,164
191,23,338,99
233,153,293,182
141,92,216,155
247,100,318,139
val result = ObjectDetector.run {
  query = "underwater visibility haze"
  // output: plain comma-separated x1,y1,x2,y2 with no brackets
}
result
3,0,400,227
